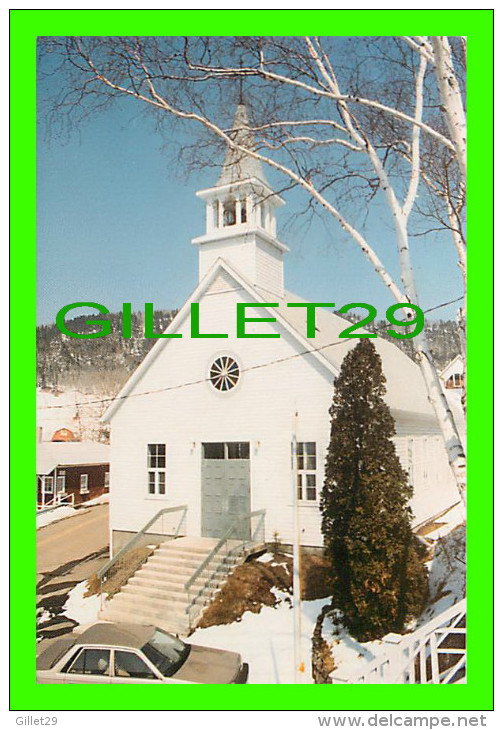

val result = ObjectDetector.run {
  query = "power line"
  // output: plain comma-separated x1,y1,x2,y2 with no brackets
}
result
422,295,463,315
38,294,463,411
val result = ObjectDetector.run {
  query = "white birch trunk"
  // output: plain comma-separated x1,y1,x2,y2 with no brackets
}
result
430,36,467,187
394,213,466,505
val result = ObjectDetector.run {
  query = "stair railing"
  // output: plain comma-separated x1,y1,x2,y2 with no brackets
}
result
330,598,466,685
185,509,266,629
97,504,188,598
36,492,75,514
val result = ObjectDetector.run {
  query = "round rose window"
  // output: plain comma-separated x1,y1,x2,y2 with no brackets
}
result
209,356,240,392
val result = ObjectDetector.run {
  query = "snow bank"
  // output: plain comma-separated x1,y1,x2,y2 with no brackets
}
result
36,505,77,529
419,524,466,625
190,591,329,684
321,612,388,681
63,581,101,625
320,524,466,680
81,493,109,507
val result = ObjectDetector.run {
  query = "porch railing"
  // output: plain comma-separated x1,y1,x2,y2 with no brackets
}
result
97,504,188,597
185,509,266,629
331,598,466,684
36,492,75,514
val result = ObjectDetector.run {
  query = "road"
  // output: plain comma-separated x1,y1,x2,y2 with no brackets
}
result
37,502,110,575
37,503,110,642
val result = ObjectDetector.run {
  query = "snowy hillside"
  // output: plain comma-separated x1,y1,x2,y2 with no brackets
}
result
37,387,110,443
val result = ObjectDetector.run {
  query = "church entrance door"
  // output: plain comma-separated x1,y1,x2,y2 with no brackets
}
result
201,442,251,540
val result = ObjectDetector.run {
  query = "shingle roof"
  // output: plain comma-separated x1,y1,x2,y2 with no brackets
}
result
275,288,437,424
36,441,110,476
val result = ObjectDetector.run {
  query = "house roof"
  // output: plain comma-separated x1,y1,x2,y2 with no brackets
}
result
37,441,110,476
439,353,464,379
103,258,438,430
275,288,436,420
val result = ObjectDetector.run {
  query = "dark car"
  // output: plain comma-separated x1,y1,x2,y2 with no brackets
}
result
37,622,249,684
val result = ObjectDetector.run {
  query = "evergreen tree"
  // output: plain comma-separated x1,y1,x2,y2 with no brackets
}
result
321,340,428,641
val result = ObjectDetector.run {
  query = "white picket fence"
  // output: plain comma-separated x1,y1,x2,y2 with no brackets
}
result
331,598,466,684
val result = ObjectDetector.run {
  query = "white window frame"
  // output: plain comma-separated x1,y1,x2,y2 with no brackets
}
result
295,442,318,502
80,474,89,494
56,475,66,494
104,472,110,490
147,444,166,497
42,476,54,494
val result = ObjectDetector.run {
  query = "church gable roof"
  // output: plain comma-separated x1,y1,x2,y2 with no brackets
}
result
103,259,338,423
277,290,436,418
103,259,436,425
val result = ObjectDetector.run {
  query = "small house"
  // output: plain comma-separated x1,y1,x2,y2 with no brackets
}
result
440,355,465,390
37,441,110,508
51,428,77,442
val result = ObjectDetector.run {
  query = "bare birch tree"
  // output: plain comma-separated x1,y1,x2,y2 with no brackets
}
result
38,35,467,503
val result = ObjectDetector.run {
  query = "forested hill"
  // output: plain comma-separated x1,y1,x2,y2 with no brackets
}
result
37,309,177,394
37,309,461,394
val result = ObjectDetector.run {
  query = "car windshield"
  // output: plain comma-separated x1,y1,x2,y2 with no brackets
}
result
142,629,190,677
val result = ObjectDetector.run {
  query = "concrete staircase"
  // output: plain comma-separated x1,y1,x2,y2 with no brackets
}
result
98,537,244,636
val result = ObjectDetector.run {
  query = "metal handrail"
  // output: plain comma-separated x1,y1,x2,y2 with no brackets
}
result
184,509,266,593
97,504,188,582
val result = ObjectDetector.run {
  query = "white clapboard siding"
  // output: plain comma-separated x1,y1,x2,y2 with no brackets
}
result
109,276,460,548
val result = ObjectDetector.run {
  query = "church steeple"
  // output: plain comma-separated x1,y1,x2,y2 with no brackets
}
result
191,104,288,297
217,103,269,188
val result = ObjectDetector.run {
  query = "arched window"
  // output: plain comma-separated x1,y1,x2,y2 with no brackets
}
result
240,199,247,223
223,199,236,227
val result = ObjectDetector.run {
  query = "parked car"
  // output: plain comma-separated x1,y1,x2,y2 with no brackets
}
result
37,622,249,684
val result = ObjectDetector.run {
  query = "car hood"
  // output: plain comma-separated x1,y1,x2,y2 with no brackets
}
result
172,644,242,684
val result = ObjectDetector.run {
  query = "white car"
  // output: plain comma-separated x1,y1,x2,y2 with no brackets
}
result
37,622,248,684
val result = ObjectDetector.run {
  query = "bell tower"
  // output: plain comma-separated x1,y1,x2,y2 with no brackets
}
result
191,104,288,298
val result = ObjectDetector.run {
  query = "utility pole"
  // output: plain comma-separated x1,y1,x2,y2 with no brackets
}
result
291,410,305,682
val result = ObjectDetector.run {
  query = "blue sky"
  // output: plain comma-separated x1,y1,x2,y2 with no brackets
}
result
37,95,463,326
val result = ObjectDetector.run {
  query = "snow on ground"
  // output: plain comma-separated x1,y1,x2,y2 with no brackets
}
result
190,591,329,684
36,505,77,529
419,524,466,625
81,493,109,507
255,552,275,563
322,611,388,682
36,495,108,529
37,387,108,442
36,607,52,626
63,581,101,625
322,524,466,680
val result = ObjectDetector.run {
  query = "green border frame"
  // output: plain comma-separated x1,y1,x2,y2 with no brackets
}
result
11,9,493,711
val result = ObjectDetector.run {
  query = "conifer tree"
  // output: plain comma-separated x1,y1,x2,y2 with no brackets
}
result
321,340,428,641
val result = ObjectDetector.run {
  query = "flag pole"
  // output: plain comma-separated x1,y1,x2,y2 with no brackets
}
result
292,409,304,682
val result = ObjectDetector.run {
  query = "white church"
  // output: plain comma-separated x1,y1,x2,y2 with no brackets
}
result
104,104,460,553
